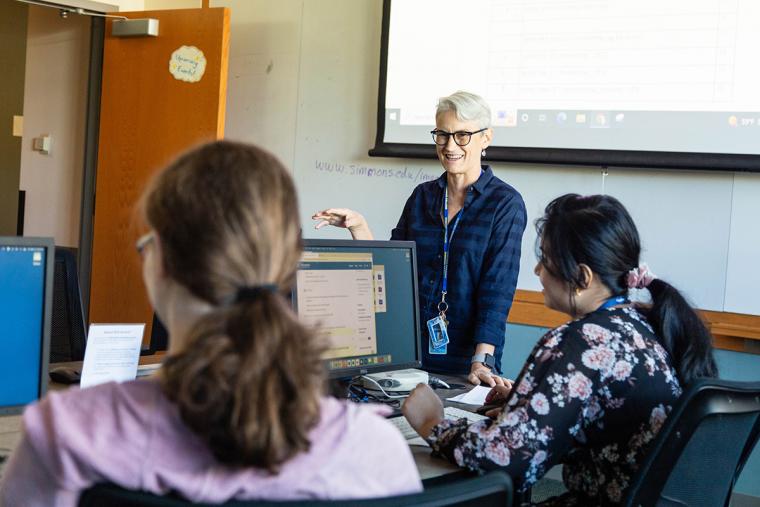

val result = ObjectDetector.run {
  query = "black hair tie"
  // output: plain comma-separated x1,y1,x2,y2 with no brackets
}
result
234,284,278,303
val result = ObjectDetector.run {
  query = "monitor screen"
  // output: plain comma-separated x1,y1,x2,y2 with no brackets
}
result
0,237,53,414
294,239,421,378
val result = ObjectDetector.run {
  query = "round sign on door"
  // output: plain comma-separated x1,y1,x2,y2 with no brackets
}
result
169,45,207,83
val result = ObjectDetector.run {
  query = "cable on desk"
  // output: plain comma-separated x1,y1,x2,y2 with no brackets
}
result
347,384,402,409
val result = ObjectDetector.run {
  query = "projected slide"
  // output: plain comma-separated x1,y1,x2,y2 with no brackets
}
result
296,252,378,359
382,0,760,157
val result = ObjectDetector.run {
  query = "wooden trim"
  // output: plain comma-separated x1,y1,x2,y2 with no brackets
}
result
700,310,760,341
509,289,760,354
508,289,566,329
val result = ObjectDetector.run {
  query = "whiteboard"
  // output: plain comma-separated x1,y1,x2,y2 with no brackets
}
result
724,174,760,315
221,0,760,316
603,169,734,311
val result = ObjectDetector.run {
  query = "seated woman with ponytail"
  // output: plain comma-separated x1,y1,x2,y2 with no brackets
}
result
403,193,717,505
1,141,422,506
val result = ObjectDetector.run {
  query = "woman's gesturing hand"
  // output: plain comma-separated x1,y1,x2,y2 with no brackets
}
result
311,208,374,240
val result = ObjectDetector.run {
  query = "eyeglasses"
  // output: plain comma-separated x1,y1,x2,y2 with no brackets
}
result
430,128,487,147
135,232,154,257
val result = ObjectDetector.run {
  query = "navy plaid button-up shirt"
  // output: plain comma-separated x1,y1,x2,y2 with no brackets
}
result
391,166,526,374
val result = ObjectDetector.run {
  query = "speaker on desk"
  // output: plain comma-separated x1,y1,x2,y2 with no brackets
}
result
50,247,87,363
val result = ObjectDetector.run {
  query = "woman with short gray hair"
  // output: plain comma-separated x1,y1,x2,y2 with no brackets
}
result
313,90,526,385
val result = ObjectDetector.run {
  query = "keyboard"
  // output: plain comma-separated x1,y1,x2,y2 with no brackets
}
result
389,415,419,440
389,406,489,440
444,406,489,423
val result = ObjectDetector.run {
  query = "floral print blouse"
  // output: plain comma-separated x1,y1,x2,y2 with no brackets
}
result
429,306,682,505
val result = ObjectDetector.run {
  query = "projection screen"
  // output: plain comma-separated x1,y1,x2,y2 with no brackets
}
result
369,0,760,171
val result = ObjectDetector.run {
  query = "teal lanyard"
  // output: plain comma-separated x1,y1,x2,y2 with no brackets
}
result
597,295,627,311
439,184,462,316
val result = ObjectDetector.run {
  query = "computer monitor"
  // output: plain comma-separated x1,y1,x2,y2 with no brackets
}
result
0,237,54,415
293,239,422,378
147,313,169,354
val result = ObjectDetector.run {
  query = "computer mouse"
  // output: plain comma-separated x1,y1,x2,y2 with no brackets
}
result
427,376,450,389
49,366,81,384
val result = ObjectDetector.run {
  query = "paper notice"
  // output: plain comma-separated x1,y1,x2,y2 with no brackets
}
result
80,324,145,389
446,385,492,406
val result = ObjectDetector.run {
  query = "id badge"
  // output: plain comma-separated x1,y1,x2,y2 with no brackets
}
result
427,315,449,355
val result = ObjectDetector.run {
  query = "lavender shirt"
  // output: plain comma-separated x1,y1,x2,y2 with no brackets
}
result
0,379,421,506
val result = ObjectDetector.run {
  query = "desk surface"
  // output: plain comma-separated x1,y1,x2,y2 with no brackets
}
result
0,365,474,482
414,374,485,480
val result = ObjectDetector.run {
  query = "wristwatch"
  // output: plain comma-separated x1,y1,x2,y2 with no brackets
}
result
471,353,496,371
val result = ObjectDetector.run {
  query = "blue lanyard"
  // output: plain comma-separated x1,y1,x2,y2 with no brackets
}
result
597,295,627,311
441,184,462,308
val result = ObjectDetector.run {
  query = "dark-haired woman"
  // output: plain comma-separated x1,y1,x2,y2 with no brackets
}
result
402,193,717,505
1,141,422,505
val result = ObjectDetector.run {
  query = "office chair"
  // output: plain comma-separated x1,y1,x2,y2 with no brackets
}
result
78,470,513,507
50,247,87,363
623,378,760,507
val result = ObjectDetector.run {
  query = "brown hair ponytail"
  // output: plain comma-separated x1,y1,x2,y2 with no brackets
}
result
142,141,325,471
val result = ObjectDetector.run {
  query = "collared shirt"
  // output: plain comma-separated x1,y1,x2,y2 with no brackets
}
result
391,166,526,374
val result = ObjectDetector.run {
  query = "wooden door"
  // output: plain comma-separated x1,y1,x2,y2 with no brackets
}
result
0,0,28,235
89,8,229,344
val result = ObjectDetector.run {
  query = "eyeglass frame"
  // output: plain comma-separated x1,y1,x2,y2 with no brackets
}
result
135,232,155,256
430,127,488,147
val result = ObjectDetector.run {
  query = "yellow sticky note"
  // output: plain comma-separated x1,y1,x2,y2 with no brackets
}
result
12,115,23,137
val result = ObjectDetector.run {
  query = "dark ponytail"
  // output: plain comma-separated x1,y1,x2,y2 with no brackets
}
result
141,141,326,471
646,279,718,384
537,194,718,385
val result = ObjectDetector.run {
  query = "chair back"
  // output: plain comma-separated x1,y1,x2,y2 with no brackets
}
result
623,378,760,507
79,470,513,507
50,247,86,362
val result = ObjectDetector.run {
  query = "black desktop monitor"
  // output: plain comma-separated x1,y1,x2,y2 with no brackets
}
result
293,239,422,378
147,313,169,354
0,237,54,415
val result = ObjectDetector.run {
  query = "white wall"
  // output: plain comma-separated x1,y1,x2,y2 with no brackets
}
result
110,0,145,11
218,0,760,314
725,173,760,315
143,0,199,9
19,6,90,247
214,0,304,168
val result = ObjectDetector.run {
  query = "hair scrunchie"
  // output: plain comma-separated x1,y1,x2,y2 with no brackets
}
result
234,284,278,304
626,264,656,304
626,264,656,289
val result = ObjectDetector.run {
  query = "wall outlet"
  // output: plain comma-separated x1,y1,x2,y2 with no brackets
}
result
32,135,51,155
